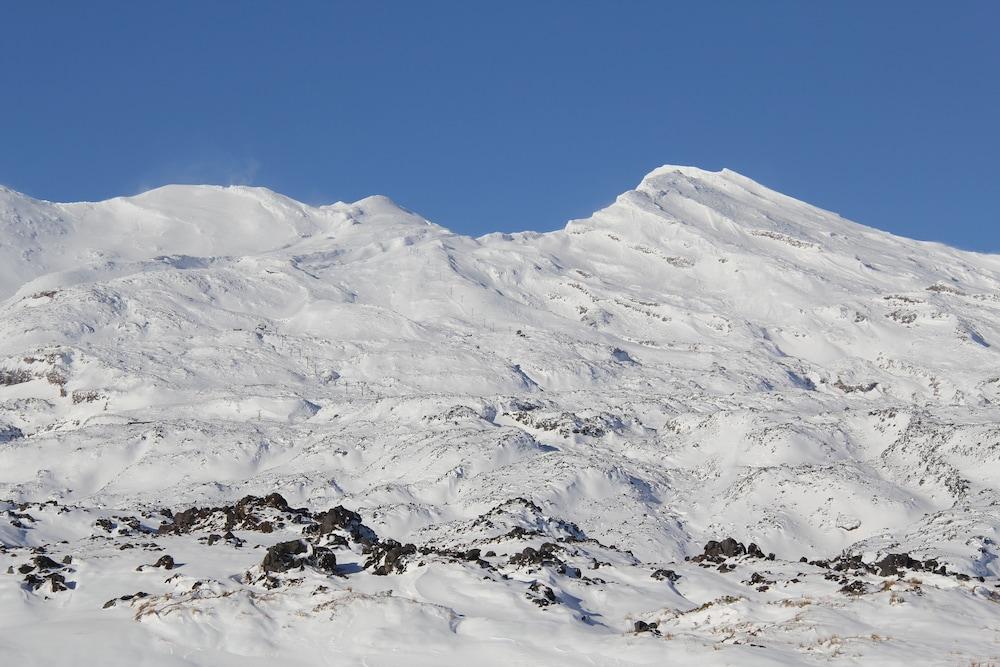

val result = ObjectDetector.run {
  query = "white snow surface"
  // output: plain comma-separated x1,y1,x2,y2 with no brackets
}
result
2,166,1000,664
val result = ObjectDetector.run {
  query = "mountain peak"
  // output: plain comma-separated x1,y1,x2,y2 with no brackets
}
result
638,164,790,203
641,163,725,180
615,162,851,241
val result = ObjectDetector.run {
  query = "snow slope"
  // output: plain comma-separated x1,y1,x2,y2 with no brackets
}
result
1,166,999,665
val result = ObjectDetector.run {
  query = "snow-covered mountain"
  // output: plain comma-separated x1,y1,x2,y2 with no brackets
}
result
2,167,999,665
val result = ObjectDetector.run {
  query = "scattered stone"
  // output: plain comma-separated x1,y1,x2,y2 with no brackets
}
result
306,505,378,545
509,542,564,569
32,555,62,570
23,571,68,593
103,592,149,609
692,537,760,563
840,580,869,595
261,539,308,573
527,581,557,607
261,539,337,574
748,572,775,586
874,553,923,578
633,620,660,634
223,530,242,543
365,539,416,575
154,555,175,570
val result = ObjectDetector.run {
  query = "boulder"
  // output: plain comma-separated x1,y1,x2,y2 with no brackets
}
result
261,539,308,573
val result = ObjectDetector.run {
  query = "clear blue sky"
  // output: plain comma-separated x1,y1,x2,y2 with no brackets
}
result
1,2,998,249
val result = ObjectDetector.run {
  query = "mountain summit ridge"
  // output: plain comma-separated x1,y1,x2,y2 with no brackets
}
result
2,165,995,269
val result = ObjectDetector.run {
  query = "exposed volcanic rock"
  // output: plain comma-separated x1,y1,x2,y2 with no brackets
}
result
364,540,417,576
158,494,311,535
304,505,378,545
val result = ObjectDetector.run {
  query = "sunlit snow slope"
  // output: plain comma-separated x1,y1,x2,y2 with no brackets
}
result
2,167,999,665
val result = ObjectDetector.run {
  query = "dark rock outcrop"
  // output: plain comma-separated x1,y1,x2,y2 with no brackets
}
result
154,555,175,570
634,620,660,634
305,505,378,545
159,493,310,535
260,539,339,574
874,553,923,577
261,539,308,573
527,581,558,607
365,539,417,575
690,537,764,564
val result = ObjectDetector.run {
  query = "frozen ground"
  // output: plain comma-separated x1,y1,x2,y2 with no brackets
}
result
1,166,999,665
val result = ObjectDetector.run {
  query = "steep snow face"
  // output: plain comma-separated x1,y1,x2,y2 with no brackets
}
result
560,167,1000,391
2,168,1000,665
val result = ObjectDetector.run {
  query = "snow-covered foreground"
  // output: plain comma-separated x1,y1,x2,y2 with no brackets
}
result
1,166,999,664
